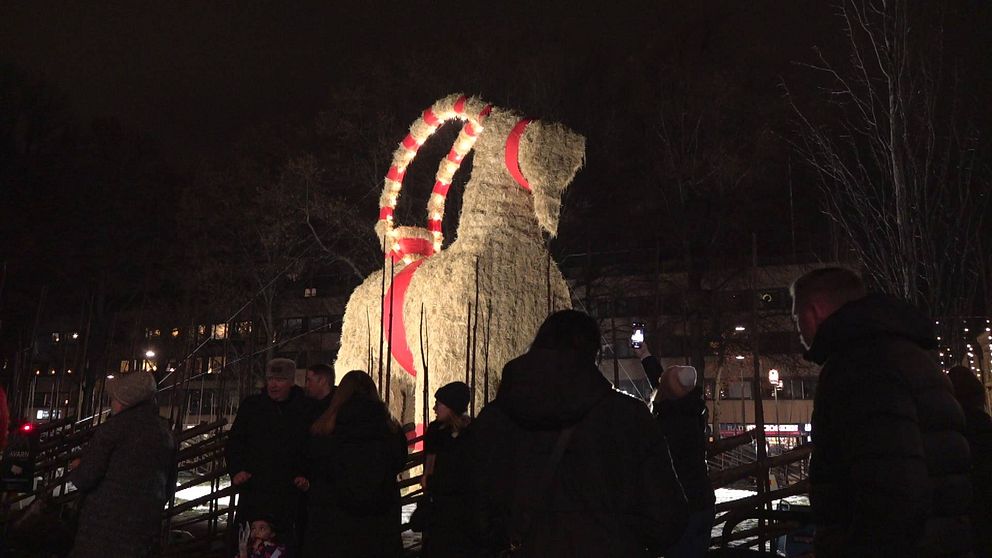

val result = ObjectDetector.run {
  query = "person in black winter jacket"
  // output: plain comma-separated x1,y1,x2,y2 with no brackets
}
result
69,370,176,558
226,358,316,551
636,343,715,558
420,381,475,558
303,370,408,558
948,365,992,558
791,268,972,557
471,310,688,558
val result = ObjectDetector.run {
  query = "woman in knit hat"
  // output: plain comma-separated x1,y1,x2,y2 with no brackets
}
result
68,370,176,558
417,381,475,557
635,342,715,558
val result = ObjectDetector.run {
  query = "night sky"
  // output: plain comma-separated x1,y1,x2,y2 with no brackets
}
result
2,1,991,352
1,1,851,167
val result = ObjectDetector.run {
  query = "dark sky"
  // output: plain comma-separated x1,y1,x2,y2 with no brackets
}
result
0,1,850,167
3,1,991,340
1,2,383,165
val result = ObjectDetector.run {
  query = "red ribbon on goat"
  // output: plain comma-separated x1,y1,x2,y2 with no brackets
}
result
504,118,534,191
382,258,426,377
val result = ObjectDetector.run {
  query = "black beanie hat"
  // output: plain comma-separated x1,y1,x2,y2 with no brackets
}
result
435,381,471,415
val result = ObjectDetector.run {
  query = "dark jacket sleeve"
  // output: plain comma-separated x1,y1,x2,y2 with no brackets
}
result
70,420,120,492
841,368,929,556
628,403,688,553
225,399,252,476
641,356,664,390
289,401,313,479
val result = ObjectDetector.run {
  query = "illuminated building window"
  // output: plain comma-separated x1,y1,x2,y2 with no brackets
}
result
120,360,132,373
208,356,225,373
146,328,161,339
212,323,228,340
304,287,317,298
51,332,60,343
237,321,253,336
171,328,181,338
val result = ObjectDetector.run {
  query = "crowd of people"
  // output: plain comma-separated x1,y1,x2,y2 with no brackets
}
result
57,267,992,557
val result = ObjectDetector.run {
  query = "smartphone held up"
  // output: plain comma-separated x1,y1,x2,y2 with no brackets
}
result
630,322,645,349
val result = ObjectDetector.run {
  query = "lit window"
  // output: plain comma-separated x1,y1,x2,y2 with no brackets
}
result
171,328,181,338
197,324,208,337
304,287,317,298
145,328,161,339
212,323,228,340
51,332,60,343
120,360,132,373
237,321,253,336
208,356,225,373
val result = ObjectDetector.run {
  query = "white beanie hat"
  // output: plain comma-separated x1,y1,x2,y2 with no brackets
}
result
658,365,697,400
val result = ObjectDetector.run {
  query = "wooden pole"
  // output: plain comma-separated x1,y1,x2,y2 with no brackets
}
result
464,302,472,387
484,299,492,405
471,258,480,416
378,240,387,398
750,233,770,552
366,307,373,376
385,256,395,408
420,304,429,430
546,251,552,316
610,314,619,387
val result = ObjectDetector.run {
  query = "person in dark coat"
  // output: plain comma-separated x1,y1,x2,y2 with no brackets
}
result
636,343,715,558
304,363,335,414
791,267,973,557
471,310,688,558
68,370,176,558
302,370,407,558
226,358,315,551
420,381,475,558
300,361,335,547
948,365,992,558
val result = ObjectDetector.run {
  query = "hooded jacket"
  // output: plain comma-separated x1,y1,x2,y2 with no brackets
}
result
961,405,992,558
471,348,688,558
805,294,972,557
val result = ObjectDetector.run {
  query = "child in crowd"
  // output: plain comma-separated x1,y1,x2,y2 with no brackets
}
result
237,516,287,558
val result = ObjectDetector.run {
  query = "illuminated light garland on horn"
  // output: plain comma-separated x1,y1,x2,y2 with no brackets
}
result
375,93,492,264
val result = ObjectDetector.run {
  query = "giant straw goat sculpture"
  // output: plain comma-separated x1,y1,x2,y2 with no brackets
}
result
334,94,585,435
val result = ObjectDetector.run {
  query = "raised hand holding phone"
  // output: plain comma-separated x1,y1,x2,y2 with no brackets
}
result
630,322,645,348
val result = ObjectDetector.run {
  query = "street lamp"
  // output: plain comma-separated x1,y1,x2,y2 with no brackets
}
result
145,350,156,359
768,369,781,452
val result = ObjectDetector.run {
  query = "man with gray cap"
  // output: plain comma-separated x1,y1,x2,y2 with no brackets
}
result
68,370,176,558
226,358,315,552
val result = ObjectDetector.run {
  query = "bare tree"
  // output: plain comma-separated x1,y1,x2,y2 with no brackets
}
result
789,0,991,317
